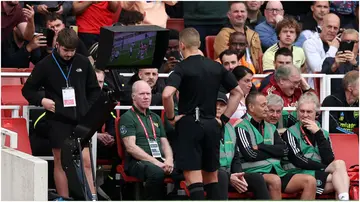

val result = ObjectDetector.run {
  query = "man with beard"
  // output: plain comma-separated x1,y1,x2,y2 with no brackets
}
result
160,29,182,73
1,1,35,41
22,28,101,201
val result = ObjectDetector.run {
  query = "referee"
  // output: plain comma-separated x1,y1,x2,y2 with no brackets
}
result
162,28,243,200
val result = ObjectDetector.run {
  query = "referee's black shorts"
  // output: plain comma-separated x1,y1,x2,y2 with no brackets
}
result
175,115,222,172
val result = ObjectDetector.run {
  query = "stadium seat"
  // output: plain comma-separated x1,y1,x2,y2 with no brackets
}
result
2,118,32,155
330,134,359,168
166,18,184,32
1,85,28,117
205,36,216,60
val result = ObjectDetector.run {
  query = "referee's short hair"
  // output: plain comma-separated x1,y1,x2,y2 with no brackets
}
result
245,91,264,109
56,28,78,50
274,64,300,82
179,28,200,49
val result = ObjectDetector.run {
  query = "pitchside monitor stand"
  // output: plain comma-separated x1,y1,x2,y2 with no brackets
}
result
60,25,169,200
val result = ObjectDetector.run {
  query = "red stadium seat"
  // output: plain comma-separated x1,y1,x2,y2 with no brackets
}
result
1,85,28,117
330,134,359,168
2,118,32,155
205,36,216,60
166,18,184,32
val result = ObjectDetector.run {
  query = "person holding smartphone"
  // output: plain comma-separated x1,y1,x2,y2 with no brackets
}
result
159,29,182,73
321,29,359,94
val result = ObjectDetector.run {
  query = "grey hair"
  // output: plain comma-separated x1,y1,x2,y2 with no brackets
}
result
342,29,359,38
266,94,284,107
297,92,320,111
274,64,300,82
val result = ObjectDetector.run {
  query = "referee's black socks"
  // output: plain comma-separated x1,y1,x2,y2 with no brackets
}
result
204,182,221,200
188,182,205,200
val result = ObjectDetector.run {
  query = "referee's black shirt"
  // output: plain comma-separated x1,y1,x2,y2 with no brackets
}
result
166,55,238,118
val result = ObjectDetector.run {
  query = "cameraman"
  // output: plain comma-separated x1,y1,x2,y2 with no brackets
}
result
321,29,359,93
160,29,182,73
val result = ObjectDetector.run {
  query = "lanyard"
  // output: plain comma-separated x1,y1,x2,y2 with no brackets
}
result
52,53,72,87
300,126,313,147
132,108,156,139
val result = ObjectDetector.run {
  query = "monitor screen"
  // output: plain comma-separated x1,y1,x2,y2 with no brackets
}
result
96,25,169,70
108,31,157,66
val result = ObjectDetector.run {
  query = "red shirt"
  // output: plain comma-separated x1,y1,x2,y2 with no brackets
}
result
261,75,303,107
1,3,26,41
76,2,114,35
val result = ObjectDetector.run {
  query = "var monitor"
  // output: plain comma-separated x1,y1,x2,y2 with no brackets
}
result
95,25,170,70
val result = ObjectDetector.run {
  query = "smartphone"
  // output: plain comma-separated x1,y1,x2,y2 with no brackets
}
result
24,3,31,9
338,41,355,52
47,7,60,12
43,28,55,47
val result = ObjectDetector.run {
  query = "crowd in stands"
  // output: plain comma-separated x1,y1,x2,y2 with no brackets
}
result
1,0,359,201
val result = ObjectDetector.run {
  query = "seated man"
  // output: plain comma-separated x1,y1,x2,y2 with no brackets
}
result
216,32,256,74
1,26,44,68
159,29,181,73
235,92,317,200
119,80,179,200
255,1,306,51
214,1,262,71
42,13,93,64
219,49,240,72
282,92,350,200
265,94,297,132
321,29,359,94
261,65,313,107
216,92,271,200
123,68,165,106
262,16,306,73
258,47,294,91
322,70,359,134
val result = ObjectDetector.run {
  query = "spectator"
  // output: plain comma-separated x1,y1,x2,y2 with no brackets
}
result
1,27,44,68
73,1,119,49
1,1,35,41
245,1,265,30
265,94,297,132
330,1,358,28
230,66,255,119
255,1,306,51
262,16,306,73
219,49,240,72
123,68,165,106
235,92,317,200
119,80,181,200
259,47,294,91
31,1,73,32
183,1,229,51
343,3,359,31
160,29,181,73
322,71,359,134
214,2,262,72
22,28,100,201
216,92,271,200
217,33,257,74
303,13,340,87
116,9,144,26
120,1,177,28
261,65,312,107
321,29,359,93
42,13,92,64
300,1,330,40
282,92,350,200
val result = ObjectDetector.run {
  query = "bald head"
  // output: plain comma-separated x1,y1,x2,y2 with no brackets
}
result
320,13,340,41
132,80,152,110
132,80,151,95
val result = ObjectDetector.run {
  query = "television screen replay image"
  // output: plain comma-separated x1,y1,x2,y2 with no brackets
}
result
107,31,157,66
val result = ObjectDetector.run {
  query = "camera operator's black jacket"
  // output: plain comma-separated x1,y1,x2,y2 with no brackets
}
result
22,50,101,123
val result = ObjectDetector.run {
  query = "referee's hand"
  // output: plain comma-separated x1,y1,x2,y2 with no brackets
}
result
169,115,184,126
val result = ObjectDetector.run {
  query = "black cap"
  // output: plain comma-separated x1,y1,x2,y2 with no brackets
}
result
217,92,228,104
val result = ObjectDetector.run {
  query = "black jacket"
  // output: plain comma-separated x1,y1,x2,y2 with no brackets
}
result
22,50,101,123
